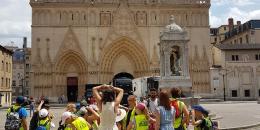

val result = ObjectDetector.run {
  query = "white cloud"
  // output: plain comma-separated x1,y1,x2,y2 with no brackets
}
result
0,0,31,47
212,0,255,6
210,7,260,27
227,7,260,23
209,11,226,27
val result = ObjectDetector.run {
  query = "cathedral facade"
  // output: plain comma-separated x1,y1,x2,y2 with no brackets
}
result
30,0,211,101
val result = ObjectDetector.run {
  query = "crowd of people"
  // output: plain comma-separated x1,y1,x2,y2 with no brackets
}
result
5,85,217,130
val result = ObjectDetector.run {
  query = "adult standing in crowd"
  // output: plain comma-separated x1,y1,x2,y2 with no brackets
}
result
123,95,137,130
147,88,159,115
29,97,35,117
93,85,124,130
171,88,190,130
155,91,175,130
147,88,159,130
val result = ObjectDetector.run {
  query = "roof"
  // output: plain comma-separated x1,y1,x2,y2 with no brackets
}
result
13,49,25,61
215,43,260,50
224,20,260,40
0,45,13,55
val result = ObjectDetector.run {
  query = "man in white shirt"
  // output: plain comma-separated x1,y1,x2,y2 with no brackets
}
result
147,88,158,114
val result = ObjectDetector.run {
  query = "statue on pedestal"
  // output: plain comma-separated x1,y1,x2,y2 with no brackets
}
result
170,46,181,76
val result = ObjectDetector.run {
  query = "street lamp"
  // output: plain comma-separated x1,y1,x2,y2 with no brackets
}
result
221,74,226,101
219,68,233,101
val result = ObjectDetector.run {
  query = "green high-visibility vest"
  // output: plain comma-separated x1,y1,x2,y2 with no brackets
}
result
38,118,50,130
135,114,148,130
72,117,90,130
194,117,213,130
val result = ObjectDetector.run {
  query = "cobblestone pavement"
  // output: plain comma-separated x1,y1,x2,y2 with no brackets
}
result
0,102,260,130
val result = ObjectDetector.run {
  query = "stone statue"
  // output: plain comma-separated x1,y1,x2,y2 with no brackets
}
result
170,46,181,76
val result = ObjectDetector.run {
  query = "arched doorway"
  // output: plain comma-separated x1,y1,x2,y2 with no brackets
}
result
113,72,134,106
99,37,150,83
55,50,88,102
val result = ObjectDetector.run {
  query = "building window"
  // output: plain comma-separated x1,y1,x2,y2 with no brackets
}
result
240,37,243,44
232,55,239,61
6,62,8,72
246,35,249,43
224,27,226,30
26,56,29,60
244,89,250,97
259,89,260,97
1,78,3,87
214,38,217,42
232,90,238,97
234,39,237,44
6,78,8,88
2,61,3,70
26,64,30,70
256,54,260,60
12,80,16,86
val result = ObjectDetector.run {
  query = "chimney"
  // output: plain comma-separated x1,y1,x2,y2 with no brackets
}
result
228,18,234,30
237,21,241,26
23,37,27,49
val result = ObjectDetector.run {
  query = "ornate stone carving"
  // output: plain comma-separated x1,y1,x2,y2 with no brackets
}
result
100,11,111,26
159,15,192,90
34,38,43,65
102,0,145,48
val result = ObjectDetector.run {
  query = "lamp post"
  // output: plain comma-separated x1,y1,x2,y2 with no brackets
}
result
21,78,24,96
222,74,226,101
219,68,233,101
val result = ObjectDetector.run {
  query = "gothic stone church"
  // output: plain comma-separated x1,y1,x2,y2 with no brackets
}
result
30,0,211,101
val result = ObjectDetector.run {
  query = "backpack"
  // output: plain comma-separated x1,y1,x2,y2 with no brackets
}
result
171,99,182,118
57,120,65,130
36,119,50,130
198,117,213,130
29,112,39,130
5,106,22,130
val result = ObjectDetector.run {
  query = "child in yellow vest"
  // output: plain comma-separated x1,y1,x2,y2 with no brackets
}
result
191,105,213,130
61,112,91,130
127,103,155,130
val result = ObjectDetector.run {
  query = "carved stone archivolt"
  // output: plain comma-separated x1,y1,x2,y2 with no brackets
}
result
99,37,149,83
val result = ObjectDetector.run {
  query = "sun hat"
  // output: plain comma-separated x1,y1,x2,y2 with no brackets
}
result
61,112,72,125
136,103,146,111
39,109,49,118
116,109,126,122
192,105,209,115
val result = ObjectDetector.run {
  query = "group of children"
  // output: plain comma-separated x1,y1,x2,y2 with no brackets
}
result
6,85,217,130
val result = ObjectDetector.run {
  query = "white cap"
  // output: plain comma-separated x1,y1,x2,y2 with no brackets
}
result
116,109,126,122
39,109,49,118
61,112,72,125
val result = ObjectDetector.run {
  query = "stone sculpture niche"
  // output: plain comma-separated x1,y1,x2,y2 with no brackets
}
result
159,15,192,94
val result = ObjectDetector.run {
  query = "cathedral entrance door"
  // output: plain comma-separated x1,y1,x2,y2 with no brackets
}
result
67,77,78,102
113,72,134,106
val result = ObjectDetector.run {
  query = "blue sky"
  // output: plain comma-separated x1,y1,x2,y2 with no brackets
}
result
0,0,260,47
